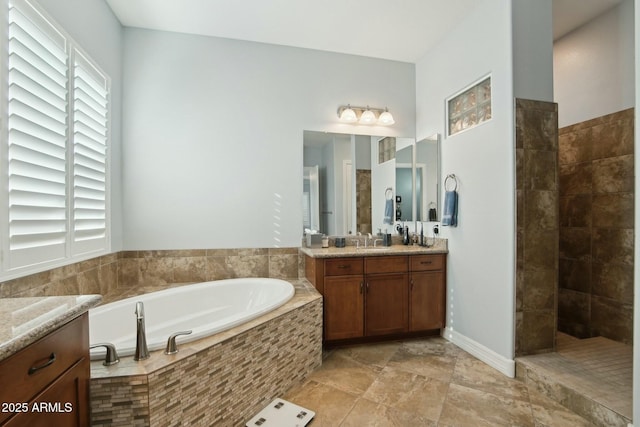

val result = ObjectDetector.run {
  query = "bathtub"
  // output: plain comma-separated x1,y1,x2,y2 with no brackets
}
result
89,277,295,359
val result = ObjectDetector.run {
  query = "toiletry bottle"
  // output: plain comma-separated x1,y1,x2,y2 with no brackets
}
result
420,222,424,246
403,225,409,245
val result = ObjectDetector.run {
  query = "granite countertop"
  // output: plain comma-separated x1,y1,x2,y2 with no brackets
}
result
0,295,102,362
300,238,448,258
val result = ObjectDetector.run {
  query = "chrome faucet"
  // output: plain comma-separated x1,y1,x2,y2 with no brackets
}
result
134,301,150,361
90,342,120,366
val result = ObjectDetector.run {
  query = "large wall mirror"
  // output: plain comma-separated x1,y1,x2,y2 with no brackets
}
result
303,131,440,236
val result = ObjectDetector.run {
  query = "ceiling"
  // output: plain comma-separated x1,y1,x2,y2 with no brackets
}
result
106,0,624,63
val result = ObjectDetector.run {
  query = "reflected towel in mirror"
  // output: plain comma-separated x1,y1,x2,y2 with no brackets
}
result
384,198,393,224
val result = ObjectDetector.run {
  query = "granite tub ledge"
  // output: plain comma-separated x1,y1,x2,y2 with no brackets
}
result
0,294,102,362
300,239,448,258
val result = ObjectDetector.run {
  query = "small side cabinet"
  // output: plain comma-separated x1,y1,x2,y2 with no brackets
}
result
409,254,446,331
0,313,90,427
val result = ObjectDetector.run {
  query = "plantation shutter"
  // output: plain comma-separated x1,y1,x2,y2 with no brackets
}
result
6,0,69,269
71,50,108,255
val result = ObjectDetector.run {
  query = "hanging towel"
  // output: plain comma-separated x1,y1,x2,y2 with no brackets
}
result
383,198,393,224
441,190,458,226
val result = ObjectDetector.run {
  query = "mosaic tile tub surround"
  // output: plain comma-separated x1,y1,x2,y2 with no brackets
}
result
90,280,322,426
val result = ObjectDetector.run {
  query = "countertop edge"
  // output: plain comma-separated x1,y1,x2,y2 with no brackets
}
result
0,294,102,362
300,244,448,259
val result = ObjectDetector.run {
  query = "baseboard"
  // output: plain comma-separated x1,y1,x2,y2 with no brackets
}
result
444,327,516,378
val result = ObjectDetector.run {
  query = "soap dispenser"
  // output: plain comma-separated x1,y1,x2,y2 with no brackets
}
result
403,224,410,245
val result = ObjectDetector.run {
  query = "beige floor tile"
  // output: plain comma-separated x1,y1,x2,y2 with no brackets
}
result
452,352,530,402
341,397,437,427
308,350,381,395
283,380,357,426
387,343,458,382
332,340,402,368
439,383,535,427
362,366,448,422
284,337,623,426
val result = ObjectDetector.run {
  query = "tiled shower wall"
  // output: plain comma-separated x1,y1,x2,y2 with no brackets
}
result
515,99,559,356
558,108,634,344
0,248,302,298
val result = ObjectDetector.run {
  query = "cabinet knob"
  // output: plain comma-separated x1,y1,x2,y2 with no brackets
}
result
360,281,363,294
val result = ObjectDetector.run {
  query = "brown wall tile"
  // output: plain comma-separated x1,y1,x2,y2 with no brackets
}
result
557,108,634,344
558,259,591,293
559,195,591,228
559,163,592,196
592,193,634,229
559,128,592,165
592,155,634,194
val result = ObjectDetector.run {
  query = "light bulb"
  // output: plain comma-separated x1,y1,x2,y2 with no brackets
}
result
377,109,395,126
339,106,357,123
359,108,376,125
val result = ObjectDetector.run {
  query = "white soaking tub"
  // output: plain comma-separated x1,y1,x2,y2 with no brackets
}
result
89,277,295,359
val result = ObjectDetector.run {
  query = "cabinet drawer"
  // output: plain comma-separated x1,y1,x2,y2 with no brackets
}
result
365,256,408,274
0,314,88,415
410,255,444,271
325,258,363,276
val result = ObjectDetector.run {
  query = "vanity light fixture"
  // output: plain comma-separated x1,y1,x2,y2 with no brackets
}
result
338,105,358,123
337,105,395,126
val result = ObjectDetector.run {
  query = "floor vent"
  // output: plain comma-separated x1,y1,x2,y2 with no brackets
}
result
246,398,315,427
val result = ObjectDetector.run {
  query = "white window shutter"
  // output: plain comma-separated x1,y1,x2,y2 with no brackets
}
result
71,50,108,256
6,0,68,269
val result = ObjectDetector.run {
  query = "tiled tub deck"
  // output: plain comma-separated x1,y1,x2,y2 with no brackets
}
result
90,279,322,426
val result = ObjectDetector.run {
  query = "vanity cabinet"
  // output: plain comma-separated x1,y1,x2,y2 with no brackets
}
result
306,253,445,344
0,314,90,427
364,256,408,337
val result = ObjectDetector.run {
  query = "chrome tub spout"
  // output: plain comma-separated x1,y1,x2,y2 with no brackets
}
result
134,301,150,361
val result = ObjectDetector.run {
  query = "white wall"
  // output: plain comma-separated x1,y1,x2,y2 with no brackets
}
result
554,0,635,127
121,29,415,249
415,0,552,375
37,0,124,251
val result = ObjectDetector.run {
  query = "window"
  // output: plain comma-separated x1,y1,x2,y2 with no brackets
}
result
1,0,110,278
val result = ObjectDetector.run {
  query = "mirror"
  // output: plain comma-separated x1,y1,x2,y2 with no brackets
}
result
394,145,413,222
303,131,441,236
416,134,441,221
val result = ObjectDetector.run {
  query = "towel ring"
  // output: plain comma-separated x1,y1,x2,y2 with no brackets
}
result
444,174,458,192
385,187,393,200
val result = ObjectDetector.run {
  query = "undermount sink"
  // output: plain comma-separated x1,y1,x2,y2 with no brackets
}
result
361,246,391,250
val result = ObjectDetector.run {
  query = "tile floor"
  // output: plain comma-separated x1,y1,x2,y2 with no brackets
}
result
284,337,597,426
516,333,632,427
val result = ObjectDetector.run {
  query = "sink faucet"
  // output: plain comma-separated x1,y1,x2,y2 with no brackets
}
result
134,301,150,361
365,233,373,248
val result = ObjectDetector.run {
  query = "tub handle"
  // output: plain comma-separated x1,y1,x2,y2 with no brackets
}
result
165,330,193,355
90,343,120,366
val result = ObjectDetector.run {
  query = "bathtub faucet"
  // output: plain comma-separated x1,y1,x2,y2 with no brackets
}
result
133,301,150,361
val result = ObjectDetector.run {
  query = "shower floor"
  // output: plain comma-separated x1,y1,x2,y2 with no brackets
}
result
516,333,632,427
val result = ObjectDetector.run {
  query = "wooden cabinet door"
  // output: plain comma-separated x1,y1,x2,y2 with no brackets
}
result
324,276,364,340
410,271,445,331
365,273,408,336
4,358,89,427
